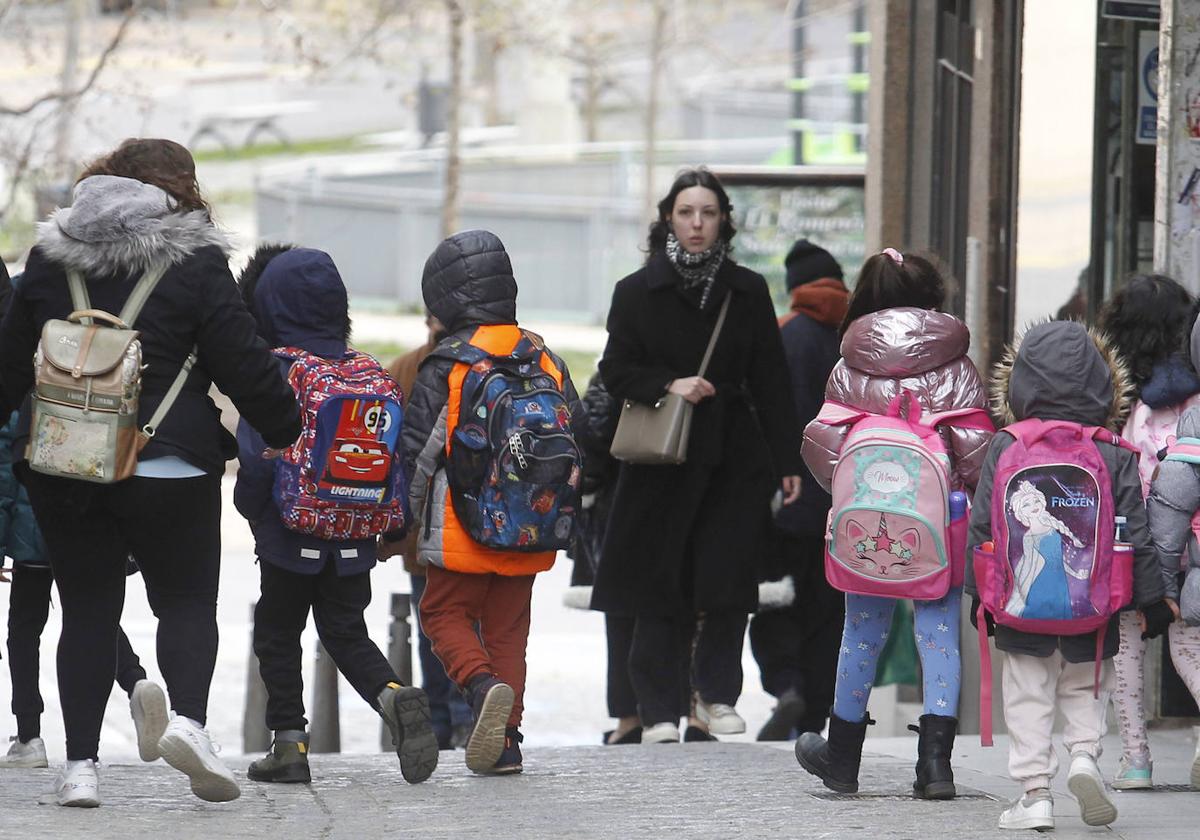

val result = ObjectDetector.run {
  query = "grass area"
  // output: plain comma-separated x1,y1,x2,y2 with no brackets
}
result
351,340,600,384
192,135,366,163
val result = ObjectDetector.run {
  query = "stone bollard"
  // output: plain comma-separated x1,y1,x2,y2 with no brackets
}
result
380,592,414,751
243,602,272,755
310,639,341,753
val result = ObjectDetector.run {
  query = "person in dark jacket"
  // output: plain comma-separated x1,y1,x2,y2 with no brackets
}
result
233,245,438,785
750,239,848,741
965,320,1174,832
592,168,803,744
0,139,301,807
402,229,584,776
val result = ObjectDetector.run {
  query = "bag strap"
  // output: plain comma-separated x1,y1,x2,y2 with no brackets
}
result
140,348,198,441
67,271,91,324
977,601,994,747
118,263,170,326
924,407,996,434
696,294,732,379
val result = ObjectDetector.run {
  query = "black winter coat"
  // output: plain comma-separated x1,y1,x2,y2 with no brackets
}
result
0,206,300,473
592,252,804,617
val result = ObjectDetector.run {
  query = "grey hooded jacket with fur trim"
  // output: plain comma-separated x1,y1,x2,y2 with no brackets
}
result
1146,317,1200,624
965,320,1166,661
0,175,301,472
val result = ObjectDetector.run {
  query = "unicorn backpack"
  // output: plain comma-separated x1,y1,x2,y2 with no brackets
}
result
816,391,993,600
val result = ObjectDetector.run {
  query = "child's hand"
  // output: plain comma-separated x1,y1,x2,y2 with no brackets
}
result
0,566,10,583
261,447,284,459
1167,598,1182,621
1139,600,1175,640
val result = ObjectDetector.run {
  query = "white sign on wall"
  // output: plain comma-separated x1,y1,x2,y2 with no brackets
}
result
1138,29,1159,146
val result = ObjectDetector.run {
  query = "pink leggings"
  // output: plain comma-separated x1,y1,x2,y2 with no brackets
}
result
1112,611,1200,762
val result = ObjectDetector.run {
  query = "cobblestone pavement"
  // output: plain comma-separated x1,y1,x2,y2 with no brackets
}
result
3,736,1198,839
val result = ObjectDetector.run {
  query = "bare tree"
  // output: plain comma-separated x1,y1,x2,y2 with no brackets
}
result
441,0,465,238
644,0,668,222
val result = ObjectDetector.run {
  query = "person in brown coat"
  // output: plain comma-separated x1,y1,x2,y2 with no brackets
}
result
380,312,471,749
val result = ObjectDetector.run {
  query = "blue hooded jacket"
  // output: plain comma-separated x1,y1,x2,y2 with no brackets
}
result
233,247,377,576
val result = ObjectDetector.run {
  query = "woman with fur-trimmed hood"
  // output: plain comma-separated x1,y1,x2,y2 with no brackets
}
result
965,319,1173,833
0,139,301,808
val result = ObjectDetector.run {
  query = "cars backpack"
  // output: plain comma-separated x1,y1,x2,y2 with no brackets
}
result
273,348,408,541
972,419,1137,745
436,326,581,553
815,391,994,600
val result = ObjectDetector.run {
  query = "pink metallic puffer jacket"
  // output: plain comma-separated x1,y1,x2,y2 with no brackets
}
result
801,307,990,494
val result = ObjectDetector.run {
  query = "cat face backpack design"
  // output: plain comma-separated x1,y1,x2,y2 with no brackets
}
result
273,348,408,541
972,419,1137,745
816,391,994,600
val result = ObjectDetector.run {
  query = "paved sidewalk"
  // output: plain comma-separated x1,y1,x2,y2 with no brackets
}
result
2,733,1197,839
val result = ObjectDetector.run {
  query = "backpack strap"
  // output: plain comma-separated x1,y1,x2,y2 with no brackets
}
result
977,601,994,747
814,401,872,428
1164,436,1200,464
924,407,995,434
1003,418,1138,455
140,350,198,440
66,271,92,323
118,263,170,326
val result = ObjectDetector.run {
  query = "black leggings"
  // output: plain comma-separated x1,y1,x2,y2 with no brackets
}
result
24,472,222,761
6,565,147,742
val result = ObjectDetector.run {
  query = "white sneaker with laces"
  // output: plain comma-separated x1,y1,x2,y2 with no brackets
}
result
130,679,169,762
1067,752,1117,827
157,716,240,802
1191,733,1200,789
0,736,48,768
641,722,681,744
998,788,1053,831
694,700,746,735
56,759,100,808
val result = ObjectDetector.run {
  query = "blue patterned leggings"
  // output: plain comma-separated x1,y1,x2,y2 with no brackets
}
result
831,587,963,723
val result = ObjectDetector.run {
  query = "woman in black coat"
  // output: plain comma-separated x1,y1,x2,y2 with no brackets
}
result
592,168,803,743
0,139,301,807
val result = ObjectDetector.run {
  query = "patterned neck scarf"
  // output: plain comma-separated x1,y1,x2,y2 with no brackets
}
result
665,231,727,310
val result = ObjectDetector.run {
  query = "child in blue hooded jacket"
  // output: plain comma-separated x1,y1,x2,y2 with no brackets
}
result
235,245,437,784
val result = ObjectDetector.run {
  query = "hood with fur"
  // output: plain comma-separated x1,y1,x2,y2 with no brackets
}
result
34,175,229,277
992,320,1132,431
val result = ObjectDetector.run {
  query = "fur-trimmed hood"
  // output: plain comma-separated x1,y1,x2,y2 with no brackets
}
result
34,175,229,277
991,320,1132,431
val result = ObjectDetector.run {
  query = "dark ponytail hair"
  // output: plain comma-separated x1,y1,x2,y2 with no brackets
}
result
840,250,946,336
646,167,737,256
1098,273,1194,393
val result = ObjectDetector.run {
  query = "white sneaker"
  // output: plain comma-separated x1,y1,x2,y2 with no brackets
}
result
1067,752,1117,827
56,759,100,808
157,717,240,802
694,700,746,735
130,680,169,762
0,736,48,768
642,722,681,744
998,788,1053,831
1190,736,1200,789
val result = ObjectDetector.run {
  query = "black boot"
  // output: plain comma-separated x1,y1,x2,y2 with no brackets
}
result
911,714,957,800
794,711,870,793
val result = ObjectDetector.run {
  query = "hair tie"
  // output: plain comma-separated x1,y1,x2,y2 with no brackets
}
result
881,247,904,266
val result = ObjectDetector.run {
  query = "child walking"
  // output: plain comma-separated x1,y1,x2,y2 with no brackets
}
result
1098,275,1199,788
966,320,1174,832
796,249,991,798
235,246,437,784
403,230,583,775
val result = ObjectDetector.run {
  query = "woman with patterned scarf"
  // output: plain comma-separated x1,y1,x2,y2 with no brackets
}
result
592,168,804,744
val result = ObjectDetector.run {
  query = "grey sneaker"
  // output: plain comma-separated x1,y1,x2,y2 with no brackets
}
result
130,680,169,762
0,736,48,769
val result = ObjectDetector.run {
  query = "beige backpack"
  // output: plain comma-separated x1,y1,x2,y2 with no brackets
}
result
27,266,196,483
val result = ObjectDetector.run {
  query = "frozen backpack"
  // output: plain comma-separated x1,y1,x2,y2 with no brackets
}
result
273,348,408,541
436,326,581,553
973,419,1137,745
816,391,994,600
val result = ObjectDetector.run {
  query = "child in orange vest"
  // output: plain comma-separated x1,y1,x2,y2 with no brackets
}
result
401,230,584,775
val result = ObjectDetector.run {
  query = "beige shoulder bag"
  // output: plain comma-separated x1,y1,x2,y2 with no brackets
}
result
609,293,731,465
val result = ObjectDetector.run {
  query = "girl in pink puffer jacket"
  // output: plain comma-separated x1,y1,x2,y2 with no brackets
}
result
795,249,990,801
1097,275,1199,790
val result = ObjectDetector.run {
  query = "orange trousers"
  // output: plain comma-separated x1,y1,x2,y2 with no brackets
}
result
419,565,535,727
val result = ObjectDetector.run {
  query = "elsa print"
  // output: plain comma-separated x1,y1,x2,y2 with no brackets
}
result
1004,480,1088,619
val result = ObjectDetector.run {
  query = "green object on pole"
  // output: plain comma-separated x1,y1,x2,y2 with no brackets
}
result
875,600,920,688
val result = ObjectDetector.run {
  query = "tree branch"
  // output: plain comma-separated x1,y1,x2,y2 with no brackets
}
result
0,9,138,117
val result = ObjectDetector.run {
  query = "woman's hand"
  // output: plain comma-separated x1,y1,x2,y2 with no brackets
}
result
780,475,802,505
667,376,716,404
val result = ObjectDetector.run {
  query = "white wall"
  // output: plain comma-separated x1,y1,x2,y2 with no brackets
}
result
1014,0,1097,326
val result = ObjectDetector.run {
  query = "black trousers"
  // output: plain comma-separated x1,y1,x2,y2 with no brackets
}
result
629,611,747,726
6,565,147,742
749,532,844,734
24,472,222,761
253,558,398,732
605,614,638,720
